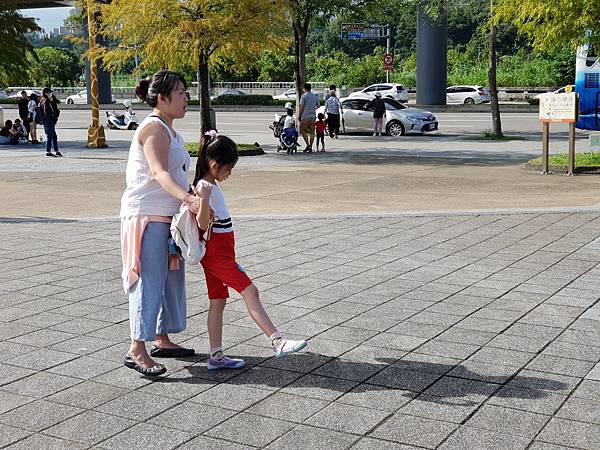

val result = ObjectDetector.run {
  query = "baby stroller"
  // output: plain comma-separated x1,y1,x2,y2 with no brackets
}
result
269,103,298,154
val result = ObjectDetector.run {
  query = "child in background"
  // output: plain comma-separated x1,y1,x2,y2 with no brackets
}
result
315,113,327,152
194,131,308,371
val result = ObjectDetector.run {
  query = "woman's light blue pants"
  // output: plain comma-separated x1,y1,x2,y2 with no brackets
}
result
129,222,186,341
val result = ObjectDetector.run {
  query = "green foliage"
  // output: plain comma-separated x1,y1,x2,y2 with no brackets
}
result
256,52,295,82
0,3,40,84
185,142,263,156
27,47,81,87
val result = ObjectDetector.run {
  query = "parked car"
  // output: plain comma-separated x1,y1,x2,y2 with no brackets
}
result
273,88,297,101
0,90,8,99
534,85,575,99
446,85,490,104
211,88,248,101
10,89,41,99
348,83,409,103
65,90,117,104
317,95,437,136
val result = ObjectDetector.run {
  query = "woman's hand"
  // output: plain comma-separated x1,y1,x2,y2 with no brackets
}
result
183,193,202,214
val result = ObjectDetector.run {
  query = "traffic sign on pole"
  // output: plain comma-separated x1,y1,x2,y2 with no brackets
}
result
383,53,394,71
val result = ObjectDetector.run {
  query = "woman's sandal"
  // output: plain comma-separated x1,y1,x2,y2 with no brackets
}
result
124,354,166,376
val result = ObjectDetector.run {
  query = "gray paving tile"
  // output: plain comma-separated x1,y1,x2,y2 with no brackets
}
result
1,371,81,398
206,412,296,447
177,435,254,449
398,394,482,423
305,402,390,435
0,400,82,432
526,354,596,377
556,396,600,425
536,417,600,449
190,383,272,411
280,374,359,401
0,423,32,447
488,385,567,415
266,424,359,449
6,348,78,371
148,401,236,433
4,433,88,449
439,425,531,450
370,413,457,449
44,411,136,445
465,404,550,439
94,391,180,421
350,438,420,449
368,366,441,392
97,422,192,450
246,392,328,422
46,381,129,409
572,379,600,402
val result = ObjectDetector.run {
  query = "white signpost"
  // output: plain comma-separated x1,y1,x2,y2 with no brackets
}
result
538,91,579,175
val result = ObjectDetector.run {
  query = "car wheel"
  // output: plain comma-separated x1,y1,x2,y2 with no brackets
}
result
386,120,405,137
464,97,475,105
67,99,74,104
128,123,138,130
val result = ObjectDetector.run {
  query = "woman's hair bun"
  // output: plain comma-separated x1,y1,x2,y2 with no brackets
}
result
135,76,152,102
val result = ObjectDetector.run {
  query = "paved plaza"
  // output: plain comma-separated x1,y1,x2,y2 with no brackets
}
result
1,211,600,449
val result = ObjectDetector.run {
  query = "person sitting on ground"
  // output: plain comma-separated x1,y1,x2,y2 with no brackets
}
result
13,118,28,141
0,120,19,145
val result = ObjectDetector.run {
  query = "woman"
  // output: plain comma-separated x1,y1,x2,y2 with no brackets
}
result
27,93,40,144
324,89,343,138
40,87,62,156
369,91,386,136
120,70,201,376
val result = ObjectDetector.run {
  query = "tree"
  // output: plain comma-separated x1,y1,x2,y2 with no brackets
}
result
28,47,82,86
488,0,502,137
0,1,40,84
494,0,600,52
98,0,288,132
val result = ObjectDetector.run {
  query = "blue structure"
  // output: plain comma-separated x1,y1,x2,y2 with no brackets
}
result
575,44,600,131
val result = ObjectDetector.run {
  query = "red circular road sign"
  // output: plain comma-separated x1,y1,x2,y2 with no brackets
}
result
383,53,394,71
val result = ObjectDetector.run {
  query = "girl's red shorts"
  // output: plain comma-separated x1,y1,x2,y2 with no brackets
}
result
201,231,251,299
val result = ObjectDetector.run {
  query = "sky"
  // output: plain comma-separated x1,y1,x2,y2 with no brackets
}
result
19,7,71,33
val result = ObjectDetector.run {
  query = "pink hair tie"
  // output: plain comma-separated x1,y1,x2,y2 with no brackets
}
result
205,129,217,140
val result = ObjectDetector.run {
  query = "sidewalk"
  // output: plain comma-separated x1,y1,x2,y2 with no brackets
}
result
1,211,600,449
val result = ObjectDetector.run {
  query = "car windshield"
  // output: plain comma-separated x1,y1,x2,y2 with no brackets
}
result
383,98,405,110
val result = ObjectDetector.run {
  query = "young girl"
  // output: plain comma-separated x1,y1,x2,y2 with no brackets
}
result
194,132,308,371
315,113,327,152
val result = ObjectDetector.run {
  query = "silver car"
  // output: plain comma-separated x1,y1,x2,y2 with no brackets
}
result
319,96,438,136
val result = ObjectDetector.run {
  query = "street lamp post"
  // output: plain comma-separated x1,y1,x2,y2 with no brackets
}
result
86,0,107,148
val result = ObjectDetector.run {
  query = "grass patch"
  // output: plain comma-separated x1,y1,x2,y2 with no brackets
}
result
524,152,600,174
185,142,264,157
464,129,527,141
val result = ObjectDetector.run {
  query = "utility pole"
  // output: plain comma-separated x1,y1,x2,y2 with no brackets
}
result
386,25,391,83
85,0,107,148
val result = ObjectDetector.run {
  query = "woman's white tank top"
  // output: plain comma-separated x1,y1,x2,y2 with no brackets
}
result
120,115,191,217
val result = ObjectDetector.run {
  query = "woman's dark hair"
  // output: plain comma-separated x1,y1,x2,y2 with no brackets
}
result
318,113,325,120
135,70,187,107
29,93,38,102
193,135,239,186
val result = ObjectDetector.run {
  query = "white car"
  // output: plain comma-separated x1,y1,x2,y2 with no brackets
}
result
273,88,297,101
348,83,409,103
317,95,437,137
534,85,575,99
0,90,8,99
446,85,490,104
66,90,117,104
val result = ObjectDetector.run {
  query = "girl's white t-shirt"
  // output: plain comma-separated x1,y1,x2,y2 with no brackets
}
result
196,179,232,233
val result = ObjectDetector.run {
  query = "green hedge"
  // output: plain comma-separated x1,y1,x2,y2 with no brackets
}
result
185,142,264,157
0,98,18,104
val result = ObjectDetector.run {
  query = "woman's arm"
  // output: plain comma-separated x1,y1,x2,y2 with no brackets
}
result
140,123,201,213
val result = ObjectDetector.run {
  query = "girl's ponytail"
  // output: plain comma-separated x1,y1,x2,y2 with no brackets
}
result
192,132,239,187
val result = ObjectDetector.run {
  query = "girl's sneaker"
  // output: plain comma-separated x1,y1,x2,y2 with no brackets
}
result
272,337,308,357
207,353,245,371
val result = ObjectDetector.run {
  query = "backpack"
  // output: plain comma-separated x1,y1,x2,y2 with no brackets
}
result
34,106,43,125
170,204,207,265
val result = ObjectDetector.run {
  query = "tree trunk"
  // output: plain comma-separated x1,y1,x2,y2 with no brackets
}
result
293,22,308,112
488,21,502,137
198,50,211,133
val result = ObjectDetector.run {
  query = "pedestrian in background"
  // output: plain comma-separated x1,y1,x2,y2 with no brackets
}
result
17,90,30,140
298,82,319,152
325,89,343,138
40,88,62,157
369,92,386,136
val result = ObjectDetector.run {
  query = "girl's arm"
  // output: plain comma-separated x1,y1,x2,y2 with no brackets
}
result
195,182,213,231
140,123,201,213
